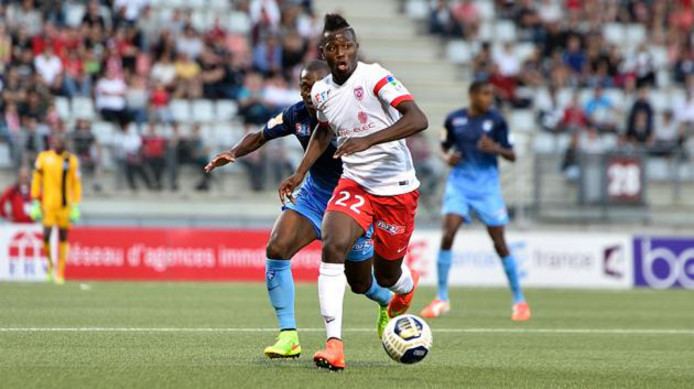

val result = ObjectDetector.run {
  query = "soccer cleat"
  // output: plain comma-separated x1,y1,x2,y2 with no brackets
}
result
387,270,420,318
512,302,531,322
420,299,451,319
54,275,65,285
263,330,301,359
313,338,345,371
45,271,54,283
377,305,390,339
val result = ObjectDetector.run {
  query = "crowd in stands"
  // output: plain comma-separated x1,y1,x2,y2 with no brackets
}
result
0,0,317,193
428,0,694,176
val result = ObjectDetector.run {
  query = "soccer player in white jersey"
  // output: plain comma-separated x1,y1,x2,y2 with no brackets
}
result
279,14,429,371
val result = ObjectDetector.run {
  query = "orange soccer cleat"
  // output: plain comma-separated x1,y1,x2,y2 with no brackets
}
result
313,338,346,371
420,299,451,319
387,270,420,318
512,302,531,322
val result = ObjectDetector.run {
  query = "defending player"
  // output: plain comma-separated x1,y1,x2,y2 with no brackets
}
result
30,133,82,285
205,61,393,360
279,14,429,370
420,80,531,321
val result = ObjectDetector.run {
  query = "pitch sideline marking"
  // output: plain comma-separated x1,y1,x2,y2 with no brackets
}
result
0,328,693,335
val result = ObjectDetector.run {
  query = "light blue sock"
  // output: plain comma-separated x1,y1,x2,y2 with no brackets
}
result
265,259,296,330
502,255,525,304
364,273,392,306
437,250,453,301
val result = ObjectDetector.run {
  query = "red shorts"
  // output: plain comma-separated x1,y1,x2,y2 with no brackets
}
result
326,178,419,260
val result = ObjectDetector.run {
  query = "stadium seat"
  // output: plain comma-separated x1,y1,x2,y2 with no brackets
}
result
228,12,252,34
187,0,207,9
474,0,496,20
477,21,494,42
161,0,184,7
600,134,619,149
72,97,96,120
510,110,535,132
54,97,71,121
192,10,212,31
604,89,625,108
215,100,239,121
213,123,241,148
557,88,574,108
603,23,625,45
446,40,472,65
92,121,116,145
514,42,536,62
557,133,571,151
0,142,12,168
405,0,429,21
64,3,85,27
495,21,516,43
669,88,687,108
209,0,231,10
533,133,558,154
192,99,215,123
626,24,647,48
649,90,668,112
647,158,671,181
170,99,192,123
578,88,593,106
650,45,669,68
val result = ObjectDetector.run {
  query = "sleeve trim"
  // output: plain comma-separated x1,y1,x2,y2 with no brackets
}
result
390,94,414,108
373,76,390,95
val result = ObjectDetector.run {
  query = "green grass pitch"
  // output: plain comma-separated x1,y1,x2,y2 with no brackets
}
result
1,282,692,388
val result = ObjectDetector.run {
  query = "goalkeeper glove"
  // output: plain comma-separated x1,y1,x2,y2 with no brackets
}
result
70,204,81,223
30,200,42,221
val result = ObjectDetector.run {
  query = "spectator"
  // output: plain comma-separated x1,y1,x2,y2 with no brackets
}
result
142,123,167,190
0,166,33,223
537,86,564,133
238,72,272,129
674,87,694,126
113,0,150,24
429,0,456,36
151,53,177,90
173,52,202,99
451,0,479,39
253,34,283,75
199,48,230,100
63,49,91,97
18,116,47,166
126,74,149,128
113,124,150,191
250,0,281,40
176,24,204,60
95,68,129,125
82,0,107,30
562,35,586,75
150,82,173,123
561,93,588,133
188,124,212,191
472,42,494,80
7,0,43,36
584,86,618,132
33,46,63,93
493,42,521,78
166,122,182,191
71,119,102,192
406,133,439,213
624,110,654,147
626,87,654,141
651,110,686,157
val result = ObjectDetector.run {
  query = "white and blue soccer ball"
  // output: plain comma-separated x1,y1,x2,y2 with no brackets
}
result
381,314,432,364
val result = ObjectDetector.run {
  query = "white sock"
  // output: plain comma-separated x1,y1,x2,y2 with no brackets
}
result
389,264,414,295
318,262,346,340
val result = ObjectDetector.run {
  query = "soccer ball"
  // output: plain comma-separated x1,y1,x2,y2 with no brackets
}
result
381,314,432,364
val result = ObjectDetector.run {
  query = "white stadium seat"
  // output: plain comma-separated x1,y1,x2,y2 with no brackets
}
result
64,3,85,27
170,99,192,123
514,42,536,62
510,110,535,132
187,0,207,9
446,40,472,65
603,23,625,45
557,88,575,108
495,21,517,43
72,97,96,120
649,90,668,112
228,11,252,34
209,0,231,10
54,97,71,120
405,0,429,21
92,121,116,145
626,24,647,47
214,123,241,148
0,142,12,168
474,0,496,20
533,133,558,154
191,99,215,123
215,100,239,121
477,21,494,41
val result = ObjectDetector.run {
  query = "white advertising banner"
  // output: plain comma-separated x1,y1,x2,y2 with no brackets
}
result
405,230,633,289
0,223,51,282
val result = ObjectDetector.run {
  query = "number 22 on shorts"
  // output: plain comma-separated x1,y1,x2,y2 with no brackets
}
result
333,191,365,214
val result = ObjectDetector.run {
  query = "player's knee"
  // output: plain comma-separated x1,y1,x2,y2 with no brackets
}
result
322,237,351,263
374,268,399,288
347,277,371,294
266,239,291,259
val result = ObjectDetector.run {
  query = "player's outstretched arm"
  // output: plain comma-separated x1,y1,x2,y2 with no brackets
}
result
204,131,267,173
334,101,428,158
278,123,332,203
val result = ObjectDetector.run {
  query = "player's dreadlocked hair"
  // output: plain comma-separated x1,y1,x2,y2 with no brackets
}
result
323,13,351,33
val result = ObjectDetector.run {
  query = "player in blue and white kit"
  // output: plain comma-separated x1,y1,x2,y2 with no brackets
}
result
420,80,531,321
205,61,392,359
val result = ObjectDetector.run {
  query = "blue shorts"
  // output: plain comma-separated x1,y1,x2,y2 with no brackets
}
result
283,175,373,261
441,175,509,227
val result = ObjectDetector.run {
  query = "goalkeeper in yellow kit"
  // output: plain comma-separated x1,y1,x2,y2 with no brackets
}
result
30,134,82,284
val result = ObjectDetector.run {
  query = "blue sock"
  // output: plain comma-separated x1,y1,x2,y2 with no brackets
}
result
502,255,525,304
364,273,392,307
437,250,453,301
265,259,296,331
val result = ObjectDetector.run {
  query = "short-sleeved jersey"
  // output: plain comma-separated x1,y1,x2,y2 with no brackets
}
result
311,62,419,196
31,150,82,210
442,108,512,189
262,101,342,191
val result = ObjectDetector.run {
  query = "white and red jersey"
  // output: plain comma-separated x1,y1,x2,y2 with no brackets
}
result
311,62,420,196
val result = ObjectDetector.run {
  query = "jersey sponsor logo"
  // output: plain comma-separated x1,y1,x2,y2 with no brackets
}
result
338,122,375,137
353,86,364,101
358,111,368,124
376,220,405,236
314,90,330,105
452,117,468,127
483,120,494,132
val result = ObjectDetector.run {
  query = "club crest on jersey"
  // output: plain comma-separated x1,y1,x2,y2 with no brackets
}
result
483,120,494,132
295,122,310,137
358,111,368,124
376,220,405,236
353,86,364,101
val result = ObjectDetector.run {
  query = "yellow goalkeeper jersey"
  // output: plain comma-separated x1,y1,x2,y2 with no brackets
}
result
31,150,82,210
